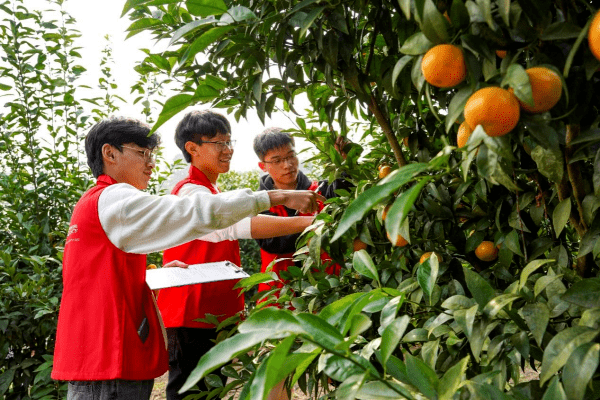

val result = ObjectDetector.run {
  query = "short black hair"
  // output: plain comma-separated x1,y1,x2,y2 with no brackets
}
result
85,117,160,178
174,110,231,163
253,127,295,161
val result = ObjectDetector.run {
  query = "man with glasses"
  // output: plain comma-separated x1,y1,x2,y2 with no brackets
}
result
253,128,352,300
51,116,322,400
157,110,322,400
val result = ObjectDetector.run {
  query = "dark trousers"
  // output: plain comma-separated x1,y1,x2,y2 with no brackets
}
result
67,379,154,400
166,327,226,400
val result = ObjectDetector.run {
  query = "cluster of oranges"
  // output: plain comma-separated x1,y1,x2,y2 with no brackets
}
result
420,43,563,148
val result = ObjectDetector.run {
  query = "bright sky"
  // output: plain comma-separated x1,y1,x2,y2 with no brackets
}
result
55,0,310,171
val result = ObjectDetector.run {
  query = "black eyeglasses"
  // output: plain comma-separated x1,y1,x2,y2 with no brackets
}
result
121,145,156,163
262,152,298,166
198,140,236,151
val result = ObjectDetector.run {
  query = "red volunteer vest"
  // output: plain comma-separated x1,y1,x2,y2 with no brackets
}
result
52,175,168,381
258,181,340,295
158,166,243,328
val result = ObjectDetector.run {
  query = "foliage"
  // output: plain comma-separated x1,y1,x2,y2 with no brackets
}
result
111,0,600,398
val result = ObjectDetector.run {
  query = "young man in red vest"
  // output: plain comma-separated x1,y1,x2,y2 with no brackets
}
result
253,128,352,299
52,117,322,400
157,111,321,400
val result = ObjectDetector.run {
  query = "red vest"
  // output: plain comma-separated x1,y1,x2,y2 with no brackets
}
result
258,181,340,295
158,166,243,328
52,175,168,381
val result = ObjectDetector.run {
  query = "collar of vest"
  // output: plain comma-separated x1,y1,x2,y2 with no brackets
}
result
97,174,117,186
172,165,219,195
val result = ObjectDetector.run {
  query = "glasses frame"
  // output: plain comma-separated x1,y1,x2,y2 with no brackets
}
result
121,145,156,164
197,140,236,151
262,152,298,166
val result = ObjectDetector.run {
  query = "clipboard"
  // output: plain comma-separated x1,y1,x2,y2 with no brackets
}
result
145,261,249,290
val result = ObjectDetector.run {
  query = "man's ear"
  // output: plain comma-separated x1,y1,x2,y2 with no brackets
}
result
184,141,198,158
102,143,117,164
258,161,267,172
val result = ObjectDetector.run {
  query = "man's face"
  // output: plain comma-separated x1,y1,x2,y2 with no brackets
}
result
113,142,156,190
259,144,299,188
190,132,234,176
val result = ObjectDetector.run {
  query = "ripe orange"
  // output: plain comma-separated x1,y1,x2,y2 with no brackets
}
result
420,252,441,263
387,231,408,247
382,204,392,221
353,238,368,252
146,264,157,270
379,165,392,179
421,44,467,88
496,50,507,59
517,67,562,113
589,10,600,61
457,121,473,148
464,87,520,137
475,241,499,262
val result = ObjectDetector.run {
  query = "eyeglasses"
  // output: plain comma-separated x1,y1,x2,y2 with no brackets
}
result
262,153,298,166
121,145,156,163
198,140,236,151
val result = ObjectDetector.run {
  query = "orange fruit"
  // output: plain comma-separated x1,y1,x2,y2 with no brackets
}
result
589,10,600,61
382,204,392,221
496,50,507,59
403,136,409,147
379,165,392,179
353,238,368,252
457,121,473,148
421,44,467,88
517,67,562,113
420,252,441,263
475,241,499,262
146,264,157,270
464,87,520,137
387,231,408,247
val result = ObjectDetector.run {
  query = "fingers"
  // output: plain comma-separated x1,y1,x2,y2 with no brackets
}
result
163,260,189,268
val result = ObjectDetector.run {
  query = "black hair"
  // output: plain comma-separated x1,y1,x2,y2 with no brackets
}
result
85,116,160,178
174,110,232,163
253,127,295,161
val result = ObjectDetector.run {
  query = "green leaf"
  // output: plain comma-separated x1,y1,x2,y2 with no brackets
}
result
438,356,469,400
542,377,567,400
463,267,495,307
417,254,439,304
562,278,600,308
446,86,473,132
504,229,524,257
562,342,600,400
540,326,600,385
320,292,366,325
349,313,372,337
332,163,428,241
355,381,415,399
151,94,196,133
299,6,324,39
421,0,450,44
380,315,411,368
483,293,520,318
0,83,11,91
521,303,550,347
168,18,216,46
392,55,414,91
336,372,367,400
400,32,434,55
501,64,533,107
405,353,439,399
353,250,380,285
182,26,234,65
234,272,275,289
0,369,15,396
186,0,227,17
220,5,257,24
385,178,431,247
541,22,582,40
238,308,302,334
553,198,571,237
126,18,164,38
295,313,345,349
519,259,554,290
380,295,405,331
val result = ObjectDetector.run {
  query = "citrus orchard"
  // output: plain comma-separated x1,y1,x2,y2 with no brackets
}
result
464,87,520,137
421,44,466,88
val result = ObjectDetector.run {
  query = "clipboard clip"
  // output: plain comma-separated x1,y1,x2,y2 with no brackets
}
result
225,261,244,273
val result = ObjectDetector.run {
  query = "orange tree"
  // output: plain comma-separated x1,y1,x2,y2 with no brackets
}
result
125,0,600,398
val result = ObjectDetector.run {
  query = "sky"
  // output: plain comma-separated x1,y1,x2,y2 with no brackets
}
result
50,0,311,172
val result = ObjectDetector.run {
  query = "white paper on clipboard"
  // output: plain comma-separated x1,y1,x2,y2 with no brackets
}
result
145,261,249,290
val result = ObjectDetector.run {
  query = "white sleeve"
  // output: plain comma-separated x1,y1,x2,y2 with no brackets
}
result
178,183,253,242
98,183,270,254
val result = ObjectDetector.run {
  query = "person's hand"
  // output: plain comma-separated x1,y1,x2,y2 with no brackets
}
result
334,135,350,160
163,260,189,269
268,190,326,214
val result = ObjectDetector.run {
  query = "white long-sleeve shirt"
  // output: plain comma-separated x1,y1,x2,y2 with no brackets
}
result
98,183,270,254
